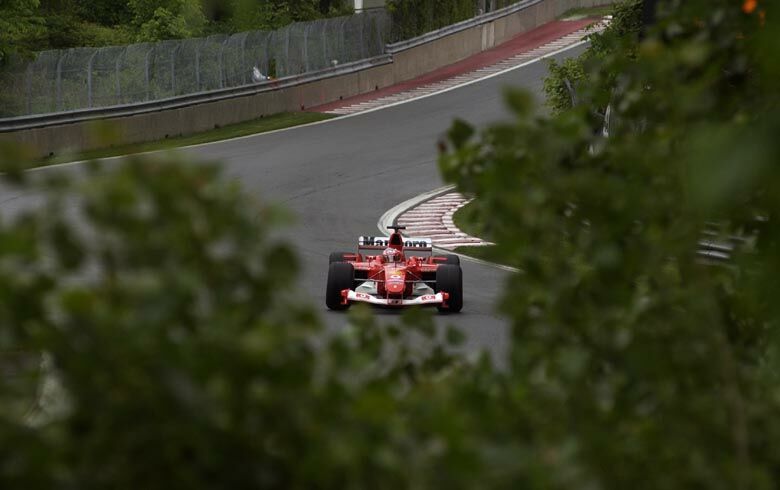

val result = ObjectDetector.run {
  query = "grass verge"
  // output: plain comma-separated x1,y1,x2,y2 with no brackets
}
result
451,200,509,266
452,199,483,238
39,112,335,167
453,245,500,263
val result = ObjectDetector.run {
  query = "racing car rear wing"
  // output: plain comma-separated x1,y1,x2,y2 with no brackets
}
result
358,236,433,251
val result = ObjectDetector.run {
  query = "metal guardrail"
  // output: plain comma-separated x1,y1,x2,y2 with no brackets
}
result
0,0,583,133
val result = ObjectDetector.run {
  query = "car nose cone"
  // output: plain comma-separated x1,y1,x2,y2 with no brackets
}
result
386,282,404,294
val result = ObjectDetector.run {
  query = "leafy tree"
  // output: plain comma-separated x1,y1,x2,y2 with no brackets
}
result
0,0,44,65
226,0,323,32
129,0,206,40
440,0,780,487
319,0,353,16
24,1,131,50
136,6,196,41
386,0,477,42
73,0,133,27
5,0,354,52
28,13,134,50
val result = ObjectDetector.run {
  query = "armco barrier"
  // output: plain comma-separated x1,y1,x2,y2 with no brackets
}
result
0,0,616,158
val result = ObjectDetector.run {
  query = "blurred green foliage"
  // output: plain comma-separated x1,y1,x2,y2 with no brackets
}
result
440,0,780,487
0,150,466,488
2,0,780,488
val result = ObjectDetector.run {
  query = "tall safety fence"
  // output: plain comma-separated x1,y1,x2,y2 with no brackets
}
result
0,12,389,118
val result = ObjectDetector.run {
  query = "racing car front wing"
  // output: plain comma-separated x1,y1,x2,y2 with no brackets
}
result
342,289,449,307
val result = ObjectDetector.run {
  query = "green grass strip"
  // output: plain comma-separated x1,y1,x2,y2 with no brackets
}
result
451,199,517,268
40,112,335,166
452,199,483,239
453,245,499,262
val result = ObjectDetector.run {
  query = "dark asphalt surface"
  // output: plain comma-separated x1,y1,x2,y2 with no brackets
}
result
2,44,585,362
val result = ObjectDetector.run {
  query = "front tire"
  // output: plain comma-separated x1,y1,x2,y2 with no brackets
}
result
435,264,463,313
326,262,354,310
329,251,353,264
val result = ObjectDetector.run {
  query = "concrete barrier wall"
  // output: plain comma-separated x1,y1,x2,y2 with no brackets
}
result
2,0,617,158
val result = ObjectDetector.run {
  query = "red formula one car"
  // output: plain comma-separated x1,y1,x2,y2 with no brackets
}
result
325,226,463,313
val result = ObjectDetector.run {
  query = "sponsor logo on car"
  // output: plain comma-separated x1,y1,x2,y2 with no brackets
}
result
359,236,432,248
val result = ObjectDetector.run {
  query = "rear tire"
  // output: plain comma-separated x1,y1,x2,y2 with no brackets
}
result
441,254,460,265
435,264,463,313
329,251,353,264
326,262,354,310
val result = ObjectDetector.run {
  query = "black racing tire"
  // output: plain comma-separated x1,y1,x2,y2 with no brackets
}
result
329,251,353,264
435,264,463,313
440,254,460,265
326,262,354,310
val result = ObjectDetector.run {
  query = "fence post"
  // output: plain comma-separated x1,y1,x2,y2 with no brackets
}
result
55,52,64,112
115,48,125,105
303,23,311,73
284,26,291,76
263,31,271,76
322,20,330,66
374,12,381,47
240,33,248,85
359,16,366,59
144,46,153,101
171,44,181,94
338,17,349,65
218,37,229,89
25,63,33,115
195,42,201,91
86,50,98,108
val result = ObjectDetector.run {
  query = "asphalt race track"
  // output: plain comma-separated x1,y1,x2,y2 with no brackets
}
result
2,44,586,363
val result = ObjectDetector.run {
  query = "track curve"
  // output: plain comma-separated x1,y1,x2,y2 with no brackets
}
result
3,44,587,362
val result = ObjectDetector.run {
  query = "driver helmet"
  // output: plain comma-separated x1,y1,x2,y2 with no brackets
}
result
382,247,403,264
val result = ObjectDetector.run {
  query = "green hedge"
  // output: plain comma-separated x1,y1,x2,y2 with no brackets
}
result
387,0,520,42
386,0,479,42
